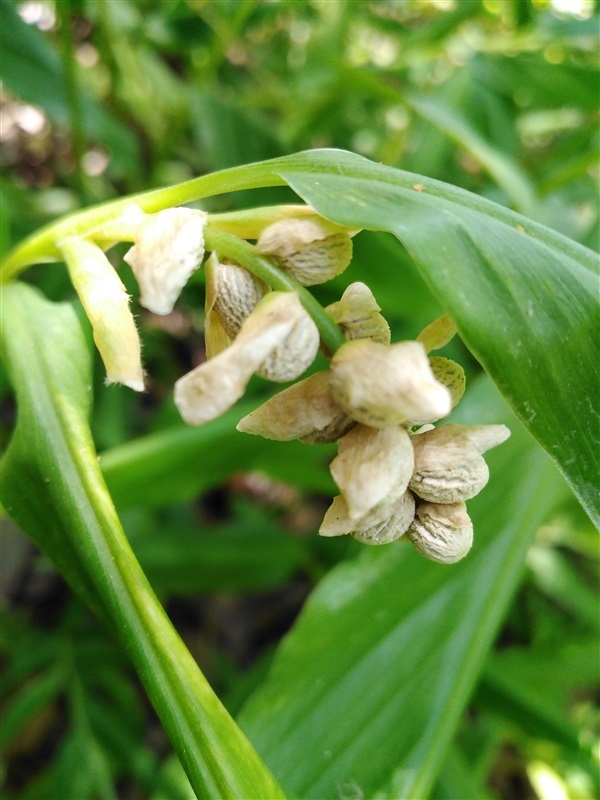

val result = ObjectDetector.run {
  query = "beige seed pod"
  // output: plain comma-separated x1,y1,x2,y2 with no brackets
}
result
351,490,415,546
408,501,473,564
124,207,207,315
330,424,414,521
429,356,466,409
206,253,267,340
256,305,320,382
237,370,353,443
409,423,511,504
325,282,391,345
320,487,414,540
256,218,353,286
329,339,452,428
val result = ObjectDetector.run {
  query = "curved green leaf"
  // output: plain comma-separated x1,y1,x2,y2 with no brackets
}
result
237,380,569,798
0,283,284,800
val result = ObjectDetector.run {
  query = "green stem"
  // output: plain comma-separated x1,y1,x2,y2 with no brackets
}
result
204,227,346,355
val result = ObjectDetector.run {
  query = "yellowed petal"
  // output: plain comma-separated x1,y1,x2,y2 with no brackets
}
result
408,501,473,564
330,339,452,427
416,314,457,353
325,282,390,345
124,207,207,315
60,237,144,391
330,424,414,520
429,356,466,409
237,370,352,442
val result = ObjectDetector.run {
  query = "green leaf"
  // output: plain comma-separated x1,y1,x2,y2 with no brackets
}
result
237,379,568,799
0,283,284,800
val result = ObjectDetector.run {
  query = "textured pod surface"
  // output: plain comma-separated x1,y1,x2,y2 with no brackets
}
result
409,423,510,503
429,356,466,409
208,257,267,339
256,307,320,382
256,218,353,286
320,486,414,538
325,282,390,345
124,207,207,315
237,370,353,443
330,424,414,520
408,501,473,564
351,490,415,545
330,339,452,427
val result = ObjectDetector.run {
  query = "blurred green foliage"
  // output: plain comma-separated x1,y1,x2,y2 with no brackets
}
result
1,1,598,798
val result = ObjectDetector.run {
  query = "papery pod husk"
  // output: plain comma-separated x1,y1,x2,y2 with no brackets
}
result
320,486,412,538
409,423,510,504
351,490,415,546
330,424,414,521
255,306,320,382
325,282,390,345
408,501,473,564
429,356,466,409
237,370,353,443
206,254,268,340
256,218,353,286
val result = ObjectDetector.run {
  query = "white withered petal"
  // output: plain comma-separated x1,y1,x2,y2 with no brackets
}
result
329,339,452,427
409,423,511,504
330,424,414,520
60,238,144,392
124,207,207,315
175,292,310,426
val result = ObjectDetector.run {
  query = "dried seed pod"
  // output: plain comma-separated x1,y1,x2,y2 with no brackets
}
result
175,292,309,426
206,253,267,340
325,282,390,345
429,356,466,409
319,487,414,540
351,490,415,545
256,305,320,382
408,501,473,563
329,339,452,428
330,424,414,521
124,207,207,315
409,423,510,504
256,218,353,286
237,370,353,443
417,314,457,353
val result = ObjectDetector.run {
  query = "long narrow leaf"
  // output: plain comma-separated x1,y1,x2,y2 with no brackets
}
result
0,283,284,800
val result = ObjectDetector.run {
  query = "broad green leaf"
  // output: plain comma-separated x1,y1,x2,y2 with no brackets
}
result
237,379,568,799
0,283,284,800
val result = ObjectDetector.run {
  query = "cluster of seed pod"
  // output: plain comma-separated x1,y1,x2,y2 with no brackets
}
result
61,204,510,564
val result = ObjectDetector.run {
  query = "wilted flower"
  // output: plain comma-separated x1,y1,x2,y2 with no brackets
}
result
124,207,208,315
175,291,319,426
324,282,390,345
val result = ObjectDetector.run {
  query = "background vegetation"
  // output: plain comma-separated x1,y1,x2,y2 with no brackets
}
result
1,1,598,798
